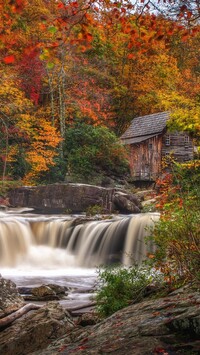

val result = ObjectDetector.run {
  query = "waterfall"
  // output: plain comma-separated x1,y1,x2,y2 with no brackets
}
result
0,213,159,269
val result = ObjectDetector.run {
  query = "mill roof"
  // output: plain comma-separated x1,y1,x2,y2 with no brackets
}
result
121,111,169,144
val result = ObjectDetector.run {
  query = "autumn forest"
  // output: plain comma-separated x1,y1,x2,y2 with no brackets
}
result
1,0,200,185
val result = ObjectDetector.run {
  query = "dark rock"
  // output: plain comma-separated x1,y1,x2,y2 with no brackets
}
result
113,191,141,213
77,312,100,327
0,205,7,210
17,287,35,295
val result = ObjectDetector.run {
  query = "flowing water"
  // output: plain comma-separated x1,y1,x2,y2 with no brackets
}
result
0,211,159,303
0,211,159,270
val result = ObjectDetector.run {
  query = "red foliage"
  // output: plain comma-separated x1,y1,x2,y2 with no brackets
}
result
19,50,44,105
3,55,15,64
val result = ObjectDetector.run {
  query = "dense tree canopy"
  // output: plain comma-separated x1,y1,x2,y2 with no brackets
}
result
0,0,199,184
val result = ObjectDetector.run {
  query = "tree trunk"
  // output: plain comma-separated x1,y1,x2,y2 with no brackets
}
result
0,115,9,190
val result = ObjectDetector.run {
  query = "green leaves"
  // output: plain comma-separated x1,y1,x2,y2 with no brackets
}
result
47,62,55,69
64,122,129,180
48,26,57,34
95,265,163,317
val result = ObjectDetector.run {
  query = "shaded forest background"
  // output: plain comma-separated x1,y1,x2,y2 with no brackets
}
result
0,0,200,185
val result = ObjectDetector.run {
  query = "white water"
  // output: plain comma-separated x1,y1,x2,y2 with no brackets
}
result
0,212,159,277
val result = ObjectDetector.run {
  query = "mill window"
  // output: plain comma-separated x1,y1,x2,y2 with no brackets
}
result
184,135,189,146
165,135,170,146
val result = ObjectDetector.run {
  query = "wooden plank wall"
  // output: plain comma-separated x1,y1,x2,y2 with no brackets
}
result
162,132,193,162
129,132,193,180
129,136,162,180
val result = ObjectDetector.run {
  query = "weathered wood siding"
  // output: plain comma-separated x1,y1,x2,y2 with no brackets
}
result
162,132,193,162
129,132,193,180
129,135,162,180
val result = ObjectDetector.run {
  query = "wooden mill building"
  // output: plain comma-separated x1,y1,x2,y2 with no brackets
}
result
121,111,194,181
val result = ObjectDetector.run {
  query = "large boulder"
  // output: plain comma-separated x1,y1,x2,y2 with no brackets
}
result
0,302,74,355
0,276,24,318
7,183,142,214
113,191,141,213
20,284,68,301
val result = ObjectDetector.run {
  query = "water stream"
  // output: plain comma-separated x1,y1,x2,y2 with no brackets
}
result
0,211,159,306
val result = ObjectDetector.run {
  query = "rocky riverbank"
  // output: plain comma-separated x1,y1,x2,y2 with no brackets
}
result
0,275,199,355
7,183,143,214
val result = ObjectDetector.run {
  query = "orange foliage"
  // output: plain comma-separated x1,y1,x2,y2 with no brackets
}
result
0,0,199,182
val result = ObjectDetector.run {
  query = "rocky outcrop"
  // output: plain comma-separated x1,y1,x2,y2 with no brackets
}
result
32,285,200,355
7,183,142,214
0,275,200,355
0,276,24,318
0,276,74,355
0,302,74,355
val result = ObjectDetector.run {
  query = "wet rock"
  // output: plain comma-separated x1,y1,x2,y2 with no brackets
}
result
0,302,74,355
31,285,56,297
23,284,68,301
18,284,68,297
0,276,24,318
17,287,33,295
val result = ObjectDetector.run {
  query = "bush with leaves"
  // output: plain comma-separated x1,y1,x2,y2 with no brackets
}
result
95,265,163,318
64,122,129,180
151,160,200,284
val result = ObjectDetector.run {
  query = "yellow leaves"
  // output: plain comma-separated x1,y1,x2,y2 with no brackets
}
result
39,48,50,61
181,160,200,170
33,119,61,147
0,71,33,116
26,148,55,172
6,145,19,163
0,68,61,183
20,116,62,183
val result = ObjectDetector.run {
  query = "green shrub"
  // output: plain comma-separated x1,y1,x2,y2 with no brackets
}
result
95,265,162,318
64,122,129,180
86,204,105,216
